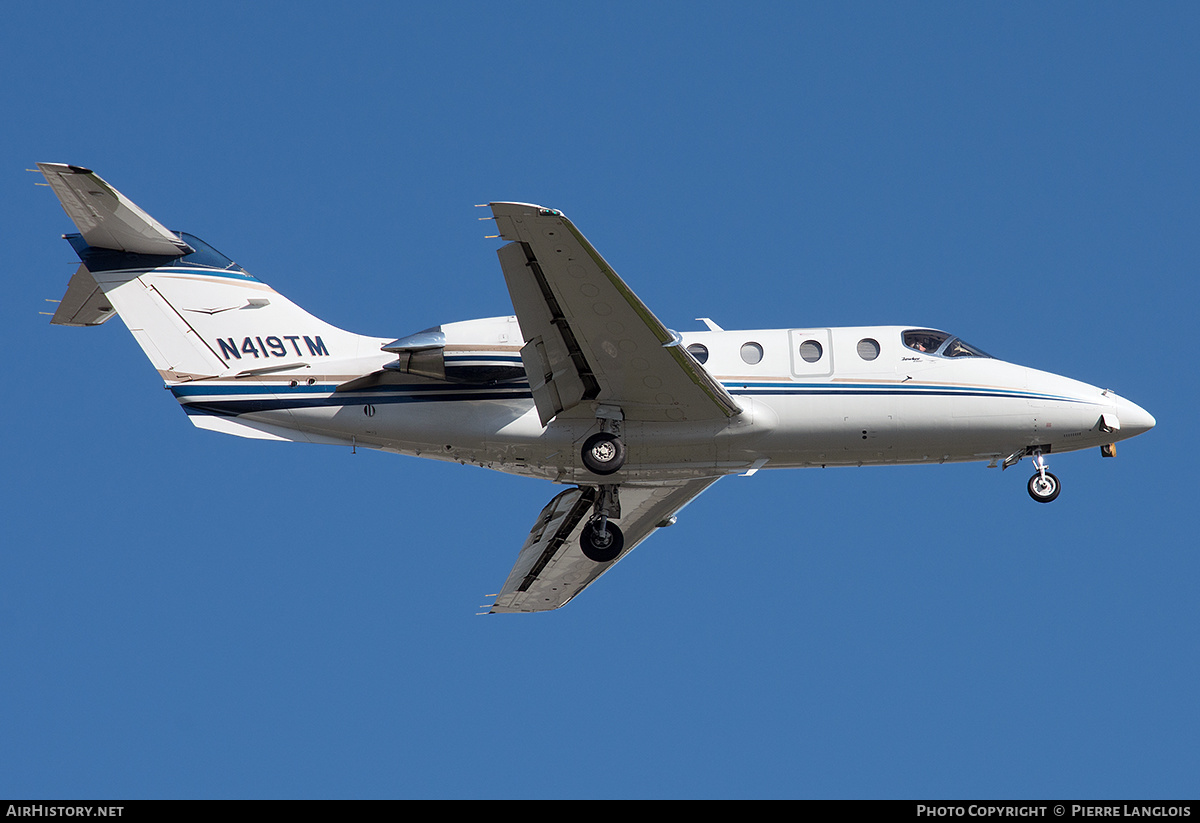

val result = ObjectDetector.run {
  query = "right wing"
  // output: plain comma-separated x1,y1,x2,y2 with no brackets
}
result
487,476,720,613
490,202,740,425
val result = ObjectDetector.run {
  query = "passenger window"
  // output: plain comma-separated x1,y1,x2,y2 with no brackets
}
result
799,340,823,363
740,342,763,365
857,338,880,361
686,343,709,364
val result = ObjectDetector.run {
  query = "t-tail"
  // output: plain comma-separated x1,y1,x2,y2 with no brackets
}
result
40,163,391,408
39,163,392,440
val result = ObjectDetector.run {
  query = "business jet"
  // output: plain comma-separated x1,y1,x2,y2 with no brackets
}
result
36,163,1155,613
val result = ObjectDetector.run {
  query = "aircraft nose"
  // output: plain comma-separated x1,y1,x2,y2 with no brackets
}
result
1116,396,1156,438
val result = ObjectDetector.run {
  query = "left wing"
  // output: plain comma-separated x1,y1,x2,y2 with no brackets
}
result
490,202,741,425
488,477,720,613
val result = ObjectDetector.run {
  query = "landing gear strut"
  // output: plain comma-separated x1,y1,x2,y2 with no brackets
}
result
580,484,624,562
1026,449,1061,503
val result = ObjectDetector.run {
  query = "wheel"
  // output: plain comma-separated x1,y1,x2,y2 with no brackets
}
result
580,519,624,562
1027,471,1061,503
581,432,626,475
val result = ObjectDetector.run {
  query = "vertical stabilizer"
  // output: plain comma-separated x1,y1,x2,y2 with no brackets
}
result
40,164,388,382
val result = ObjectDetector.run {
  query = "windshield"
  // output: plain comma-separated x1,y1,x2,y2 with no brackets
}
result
942,338,991,358
902,329,991,358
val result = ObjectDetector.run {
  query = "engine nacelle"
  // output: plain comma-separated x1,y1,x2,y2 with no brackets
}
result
383,317,526,384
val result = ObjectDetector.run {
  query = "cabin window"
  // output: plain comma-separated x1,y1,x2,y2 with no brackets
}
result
799,340,823,363
740,342,763,365
686,343,709,364
857,338,880,360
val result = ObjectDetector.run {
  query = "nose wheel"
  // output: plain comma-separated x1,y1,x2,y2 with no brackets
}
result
1026,449,1060,503
1027,471,1061,503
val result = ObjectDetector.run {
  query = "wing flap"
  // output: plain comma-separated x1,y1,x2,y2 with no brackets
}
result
491,203,740,423
498,241,598,424
489,476,720,613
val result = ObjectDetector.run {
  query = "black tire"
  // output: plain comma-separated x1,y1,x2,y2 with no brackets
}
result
581,432,626,475
580,520,624,562
1027,471,1061,503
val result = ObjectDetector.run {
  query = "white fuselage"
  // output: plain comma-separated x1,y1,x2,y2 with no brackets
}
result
171,320,1154,484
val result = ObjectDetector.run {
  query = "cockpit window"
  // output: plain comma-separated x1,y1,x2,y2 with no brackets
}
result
903,329,950,353
942,338,991,358
902,329,992,358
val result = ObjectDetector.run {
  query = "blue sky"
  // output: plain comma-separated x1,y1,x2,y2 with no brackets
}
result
3,2,1197,798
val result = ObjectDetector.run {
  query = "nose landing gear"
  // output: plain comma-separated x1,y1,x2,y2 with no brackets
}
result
1026,449,1061,503
1027,471,1061,503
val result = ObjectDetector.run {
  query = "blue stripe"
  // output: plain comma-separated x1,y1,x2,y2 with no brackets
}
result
445,355,522,363
183,389,534,416
718,381,1086,403
171,378,1088,411
172,381,531,399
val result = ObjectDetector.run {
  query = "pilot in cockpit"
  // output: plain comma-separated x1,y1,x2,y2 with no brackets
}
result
903,329,991,359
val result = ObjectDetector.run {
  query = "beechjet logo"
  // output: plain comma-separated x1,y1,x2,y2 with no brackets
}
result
216,335,329,360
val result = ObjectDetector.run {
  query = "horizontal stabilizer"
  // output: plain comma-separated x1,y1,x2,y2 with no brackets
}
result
37,163,193,255
50,265,117,326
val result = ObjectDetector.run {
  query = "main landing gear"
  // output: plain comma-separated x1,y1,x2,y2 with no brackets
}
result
580,484,624,562
581,411,627,476
581,431,626,475
579,416,627,561
1026,449,1061,503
